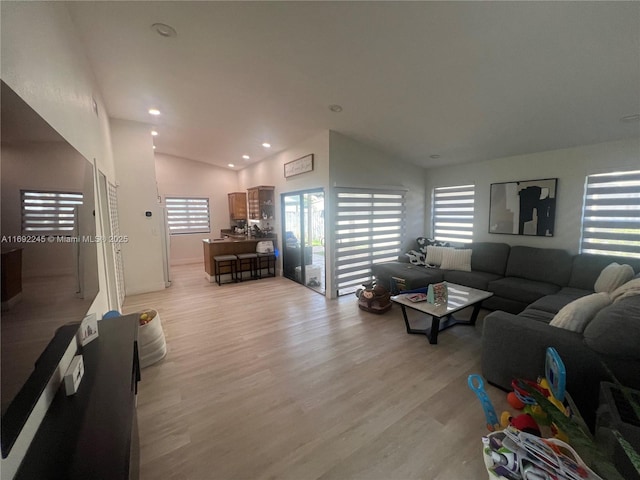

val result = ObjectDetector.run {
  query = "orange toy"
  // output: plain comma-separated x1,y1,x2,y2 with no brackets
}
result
507,391,525,410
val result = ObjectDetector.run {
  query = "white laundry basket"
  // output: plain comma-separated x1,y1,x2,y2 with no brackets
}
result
138,309,167,368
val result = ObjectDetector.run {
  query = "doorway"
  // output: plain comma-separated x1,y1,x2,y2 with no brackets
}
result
281,190,325,295
97,171,119,310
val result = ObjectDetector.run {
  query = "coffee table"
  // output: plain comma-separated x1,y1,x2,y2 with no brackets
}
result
391,282,493,344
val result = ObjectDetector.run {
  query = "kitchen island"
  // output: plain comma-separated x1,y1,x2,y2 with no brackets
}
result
203,235,277,282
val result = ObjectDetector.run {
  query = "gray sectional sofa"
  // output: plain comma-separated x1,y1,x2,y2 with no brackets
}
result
372,240,577,314
482,255,640,430
372,240,640,430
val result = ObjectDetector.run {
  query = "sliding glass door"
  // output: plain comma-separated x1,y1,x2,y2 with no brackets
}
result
281,190,325,295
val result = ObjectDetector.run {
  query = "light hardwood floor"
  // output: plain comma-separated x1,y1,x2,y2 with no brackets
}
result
123,264,508,480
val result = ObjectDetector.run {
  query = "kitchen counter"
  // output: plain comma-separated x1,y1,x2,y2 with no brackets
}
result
203,235,277,281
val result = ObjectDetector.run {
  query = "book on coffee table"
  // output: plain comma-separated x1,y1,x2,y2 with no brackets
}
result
407,293,428,302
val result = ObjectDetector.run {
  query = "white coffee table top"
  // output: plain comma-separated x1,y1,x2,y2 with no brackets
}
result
391,282,493,318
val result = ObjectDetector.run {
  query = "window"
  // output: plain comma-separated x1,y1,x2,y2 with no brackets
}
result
21,190,83,235
165,197,210,235
432,184,475,244
580,170,640,259
333,188,406,296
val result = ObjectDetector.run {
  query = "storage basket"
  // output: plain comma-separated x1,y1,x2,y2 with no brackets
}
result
138,309,167,368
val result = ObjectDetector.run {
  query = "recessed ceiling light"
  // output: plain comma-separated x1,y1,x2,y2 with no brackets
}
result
620,113,640,123
430,154,441,159
148,108,161,116
151,130,158,136
329,104,343,113
228,163,235,168
262,142,271,148
153,145,156,150
242,155,250,160
151,23,177,38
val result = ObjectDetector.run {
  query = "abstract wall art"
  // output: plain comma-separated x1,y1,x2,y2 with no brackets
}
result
489,178,558,236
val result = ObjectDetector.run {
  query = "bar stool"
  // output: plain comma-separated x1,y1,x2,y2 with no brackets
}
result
256,252,276,277
213,254,237,285
236,252,258,281
256,240,276,278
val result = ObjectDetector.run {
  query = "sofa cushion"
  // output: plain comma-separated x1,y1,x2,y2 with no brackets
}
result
505,246,572,286
440,248,471,272
516,307,556,324
404,250,426,266
425,246,451,266
549,292,612,333
488,276,561,304
443,270,503,291
416,237,449,253
594,262,635,293
568,253,640,290
527,288,591,314
371,262,445,290
583,295,640,358
469,242,511,276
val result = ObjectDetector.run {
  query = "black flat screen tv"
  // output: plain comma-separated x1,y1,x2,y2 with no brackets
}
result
1,81,100,458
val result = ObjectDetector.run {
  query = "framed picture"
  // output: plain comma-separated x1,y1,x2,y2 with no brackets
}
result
489,178,558,236
78,312,99,346
284,154,314,178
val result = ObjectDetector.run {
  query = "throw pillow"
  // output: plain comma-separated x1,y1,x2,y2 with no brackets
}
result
549,292,611,333
405,250,426,266
439,248,472,272
425,245,451,267
416,237,449,256
416,237,429,255
610,278,640,303
594,263,635,293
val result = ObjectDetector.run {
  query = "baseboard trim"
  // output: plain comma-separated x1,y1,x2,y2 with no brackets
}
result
125,282,167,296
170,257,201,266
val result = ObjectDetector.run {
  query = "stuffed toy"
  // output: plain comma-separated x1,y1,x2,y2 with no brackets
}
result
356,283,392,314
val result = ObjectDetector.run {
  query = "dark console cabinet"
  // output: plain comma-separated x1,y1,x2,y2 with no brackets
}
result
15,314,141,480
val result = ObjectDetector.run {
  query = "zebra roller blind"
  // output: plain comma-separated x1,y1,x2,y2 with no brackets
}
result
334,188,406,296
21,190,83,236
165,197,211,235
432,184,475,244
580,170,640,259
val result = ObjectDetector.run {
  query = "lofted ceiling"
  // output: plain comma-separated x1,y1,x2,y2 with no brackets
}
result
66,1,640,170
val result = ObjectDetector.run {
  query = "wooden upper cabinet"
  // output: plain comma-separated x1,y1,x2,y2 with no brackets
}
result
228,192,247,220
247,186,275,220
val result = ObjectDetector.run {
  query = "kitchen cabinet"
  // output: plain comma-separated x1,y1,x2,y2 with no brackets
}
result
228,192,247,221
247,186,275,221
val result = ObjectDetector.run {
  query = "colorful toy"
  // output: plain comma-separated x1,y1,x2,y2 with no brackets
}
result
507,391,525,410
545,347,566,402
500,410,541,437
355,282,392,313
509,413,541,437
483,427,603,480
468,374,500,431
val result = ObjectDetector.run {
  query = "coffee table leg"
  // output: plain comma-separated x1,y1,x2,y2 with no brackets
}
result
400,305,441,344
429,316,440,344
400,305,413,334
469,302,483,326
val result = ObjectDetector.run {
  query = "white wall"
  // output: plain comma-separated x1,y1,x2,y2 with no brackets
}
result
424,137,640,253
110,119,166,295
0,2,116,477
239,130,331,198
238,131,331,289
237,130,427,298
329,131,427,249
1,2,115,315
155,153,239,265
